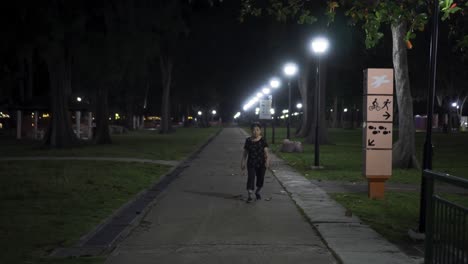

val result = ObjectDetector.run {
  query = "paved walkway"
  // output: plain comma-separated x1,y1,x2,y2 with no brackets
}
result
105,128,337,264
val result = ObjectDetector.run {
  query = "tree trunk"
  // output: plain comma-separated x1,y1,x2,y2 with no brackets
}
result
391,21,420,169
43,49,77,148
94,86,112,144
331,96,338,128
159,54,173,134
297,62,313,137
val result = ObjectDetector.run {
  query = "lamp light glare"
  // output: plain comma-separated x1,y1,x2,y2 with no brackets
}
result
283,62,298,77
296,103,303,109
262,87,271,95
269,78,281,88
77,97,82,102
198,111,202,116
311,37,330,54
343,108,348,112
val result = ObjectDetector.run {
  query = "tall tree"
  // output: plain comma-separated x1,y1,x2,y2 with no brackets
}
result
241,0,466,168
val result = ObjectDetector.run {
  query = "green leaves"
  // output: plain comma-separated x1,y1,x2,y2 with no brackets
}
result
440,0,462,21
239,0,317,24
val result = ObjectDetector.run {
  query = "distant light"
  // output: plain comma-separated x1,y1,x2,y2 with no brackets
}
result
310,37,330,54
282,109,289,114
262,87,271,95
256,92,263,98
115,113,120,120
283,62,298,77
212,110,217,115
296,103,303,109
255,107,260,112
330,109,334,112
77,97,82,102
451,102,457,107
270,108,275,115
0,123,2,129
270,78,281,88
344,108,348,112
234,112,241,119
198,111,202,116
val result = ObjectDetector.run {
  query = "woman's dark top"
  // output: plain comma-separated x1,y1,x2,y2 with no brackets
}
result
244,137,268,168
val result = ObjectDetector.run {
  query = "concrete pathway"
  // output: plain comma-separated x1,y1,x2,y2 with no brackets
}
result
105,128,337,264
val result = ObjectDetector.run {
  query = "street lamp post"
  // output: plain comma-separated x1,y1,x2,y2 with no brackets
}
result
283,63,298,139
310,37,329,168
420,0,440,234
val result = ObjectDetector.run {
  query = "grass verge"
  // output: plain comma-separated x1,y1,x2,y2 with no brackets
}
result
0,127,221,160
0,161,169,264
264,127,468,183
0,127,220,264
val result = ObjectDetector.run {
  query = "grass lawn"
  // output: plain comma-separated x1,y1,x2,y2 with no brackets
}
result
332,192,468,249
264,127,468,183
0,127,221,160
0,127,220,264
246,125,468,253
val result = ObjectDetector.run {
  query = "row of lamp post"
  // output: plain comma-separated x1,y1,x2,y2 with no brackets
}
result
236,36,330,167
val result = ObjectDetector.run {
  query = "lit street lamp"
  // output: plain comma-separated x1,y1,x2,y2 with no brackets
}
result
269,77,281,89
283,62,298,139
310,36,329,168
198,111,202,116
76,97,82,102
212,110,217,115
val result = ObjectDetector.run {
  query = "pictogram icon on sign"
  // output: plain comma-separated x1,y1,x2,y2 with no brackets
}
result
368,139,375,146
383,111,391,120
371,75,391,88
368,125,391,135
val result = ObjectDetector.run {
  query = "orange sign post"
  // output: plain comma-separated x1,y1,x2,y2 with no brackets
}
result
363,69,394,199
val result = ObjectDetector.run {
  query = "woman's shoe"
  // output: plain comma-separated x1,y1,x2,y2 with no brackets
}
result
255,193,261,200
246,197,253,203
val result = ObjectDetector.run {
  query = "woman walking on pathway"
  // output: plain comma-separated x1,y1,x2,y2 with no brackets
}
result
241,123,270,203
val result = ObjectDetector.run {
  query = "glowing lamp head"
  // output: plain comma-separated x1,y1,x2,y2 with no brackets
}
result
269,78,281,88
283,62,298,77
311,37,330,54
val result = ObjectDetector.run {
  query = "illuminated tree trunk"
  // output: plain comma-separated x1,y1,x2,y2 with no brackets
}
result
391,21,420,169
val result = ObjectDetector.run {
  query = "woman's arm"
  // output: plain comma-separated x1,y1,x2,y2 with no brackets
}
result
241,149,248,170
264,147,270,169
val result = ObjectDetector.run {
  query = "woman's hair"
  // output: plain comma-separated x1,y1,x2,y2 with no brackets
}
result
250,122,262,130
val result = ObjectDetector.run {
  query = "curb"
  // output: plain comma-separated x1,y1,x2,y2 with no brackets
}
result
50,128,223,258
